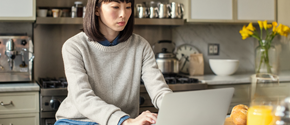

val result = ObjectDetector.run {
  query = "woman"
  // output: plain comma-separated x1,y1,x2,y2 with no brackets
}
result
54,0,172,124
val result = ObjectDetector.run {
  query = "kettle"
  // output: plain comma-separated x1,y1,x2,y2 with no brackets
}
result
155,48,179,74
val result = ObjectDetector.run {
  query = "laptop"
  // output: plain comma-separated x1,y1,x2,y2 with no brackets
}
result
154,87,234,125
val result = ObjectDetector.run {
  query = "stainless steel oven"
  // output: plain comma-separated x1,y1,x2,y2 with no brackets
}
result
37,78,67,125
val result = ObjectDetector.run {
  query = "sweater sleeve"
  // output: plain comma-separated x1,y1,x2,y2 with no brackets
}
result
141,41,173,109
62,40,128,125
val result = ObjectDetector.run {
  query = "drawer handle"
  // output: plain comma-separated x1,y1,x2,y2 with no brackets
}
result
0,101,13,106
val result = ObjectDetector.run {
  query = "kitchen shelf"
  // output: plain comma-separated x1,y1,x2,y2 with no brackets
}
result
35,17,185,25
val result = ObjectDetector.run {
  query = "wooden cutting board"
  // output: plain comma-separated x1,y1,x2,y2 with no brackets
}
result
224,117,235,125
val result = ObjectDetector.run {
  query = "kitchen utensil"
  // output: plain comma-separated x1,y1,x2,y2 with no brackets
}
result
157,2,169,18
175,44,199,74
209,59,239,76
137,6,149,18
155,48,179,74
75,1,83,17
149,7,158,18
37,9,48,17
62,9,70,17
152,40,175,54
167,2,184,18
52,9,60,18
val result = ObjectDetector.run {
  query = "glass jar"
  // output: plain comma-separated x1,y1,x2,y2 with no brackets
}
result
71,6,77,18
62,9,70,17
255,40,278,75
74,1,83,17
270,97,290,125
248,98,276,125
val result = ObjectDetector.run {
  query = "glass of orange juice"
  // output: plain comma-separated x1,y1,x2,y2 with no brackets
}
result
247,98,276,125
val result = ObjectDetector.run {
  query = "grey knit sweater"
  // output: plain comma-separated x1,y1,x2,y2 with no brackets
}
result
55,32,172,125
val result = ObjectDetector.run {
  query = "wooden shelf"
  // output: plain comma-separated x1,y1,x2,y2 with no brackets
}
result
36,17,185,25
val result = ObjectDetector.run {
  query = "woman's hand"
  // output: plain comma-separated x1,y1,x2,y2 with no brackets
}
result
122,110,158,125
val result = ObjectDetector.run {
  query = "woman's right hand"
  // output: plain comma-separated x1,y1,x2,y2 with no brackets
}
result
122,110,158,125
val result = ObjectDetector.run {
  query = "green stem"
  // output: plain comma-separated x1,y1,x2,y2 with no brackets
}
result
256,46,272,74
265,47,272,73
256,53,263,73
260,29,263,40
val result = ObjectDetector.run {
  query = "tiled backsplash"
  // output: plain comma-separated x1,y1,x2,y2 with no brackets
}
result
172,24,290,74
172,24,256,74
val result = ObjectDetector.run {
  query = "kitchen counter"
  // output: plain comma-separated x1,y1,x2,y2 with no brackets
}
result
0,83,40,92
189,71,290,85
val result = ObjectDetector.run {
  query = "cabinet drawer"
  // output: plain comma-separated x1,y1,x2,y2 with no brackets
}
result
0,113,39,125
0,92,39,114
208,84,250,102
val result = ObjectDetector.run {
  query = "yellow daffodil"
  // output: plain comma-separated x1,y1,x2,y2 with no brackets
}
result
239,20,289,41
276,24,290,37
262,20,272,30
266,24,272,29
239,26,253,40
263,20,268,30
282,25,290,37
272,22,278,34
258,21,263,30
246,22,255,31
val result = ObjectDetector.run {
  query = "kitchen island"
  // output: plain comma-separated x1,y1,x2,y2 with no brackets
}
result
189,71,290,85
189,71,290,114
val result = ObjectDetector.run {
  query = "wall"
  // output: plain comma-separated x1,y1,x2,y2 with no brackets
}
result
172,23,290,74
0,23,33,36
172,23,256,74
33,25,171,79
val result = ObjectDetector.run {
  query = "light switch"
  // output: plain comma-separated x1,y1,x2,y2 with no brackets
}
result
208,43,220,55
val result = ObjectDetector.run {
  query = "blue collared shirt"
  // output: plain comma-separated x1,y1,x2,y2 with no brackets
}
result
98,35,130,125
99,35,119,46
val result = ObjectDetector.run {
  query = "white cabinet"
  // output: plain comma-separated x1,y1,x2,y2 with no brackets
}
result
174,0,276,23
237,0,276,21
0,0,36,21
189,0,233,21
0,92,39,125
277,0,290,27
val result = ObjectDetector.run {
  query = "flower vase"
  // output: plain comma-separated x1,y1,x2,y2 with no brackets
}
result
255,40,278,75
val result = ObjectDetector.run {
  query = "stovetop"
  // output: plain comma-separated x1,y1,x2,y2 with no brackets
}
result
140,74,207,92
141,74,199,84
38,77,68,88
38,74,205,92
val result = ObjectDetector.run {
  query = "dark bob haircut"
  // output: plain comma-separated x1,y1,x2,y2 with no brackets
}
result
83,0,134,43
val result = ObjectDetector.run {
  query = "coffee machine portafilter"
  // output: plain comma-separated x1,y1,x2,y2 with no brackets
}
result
5,39,18,70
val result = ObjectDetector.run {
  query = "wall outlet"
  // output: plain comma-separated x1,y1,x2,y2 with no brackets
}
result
208,44,220,55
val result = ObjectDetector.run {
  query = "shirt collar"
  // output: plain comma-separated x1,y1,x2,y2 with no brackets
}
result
99,35,120,46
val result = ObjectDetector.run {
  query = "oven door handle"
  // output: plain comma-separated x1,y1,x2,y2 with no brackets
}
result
0,101,13,106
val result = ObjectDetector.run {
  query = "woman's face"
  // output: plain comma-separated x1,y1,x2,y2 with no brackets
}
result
96,1,132,32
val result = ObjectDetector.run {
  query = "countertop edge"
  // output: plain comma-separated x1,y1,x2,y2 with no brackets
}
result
0,83,40,92
191,71,290,85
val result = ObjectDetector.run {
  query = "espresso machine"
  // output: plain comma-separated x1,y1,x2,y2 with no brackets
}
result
0,34,34,82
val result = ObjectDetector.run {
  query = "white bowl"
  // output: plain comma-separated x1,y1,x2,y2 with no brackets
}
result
209,59,239,76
